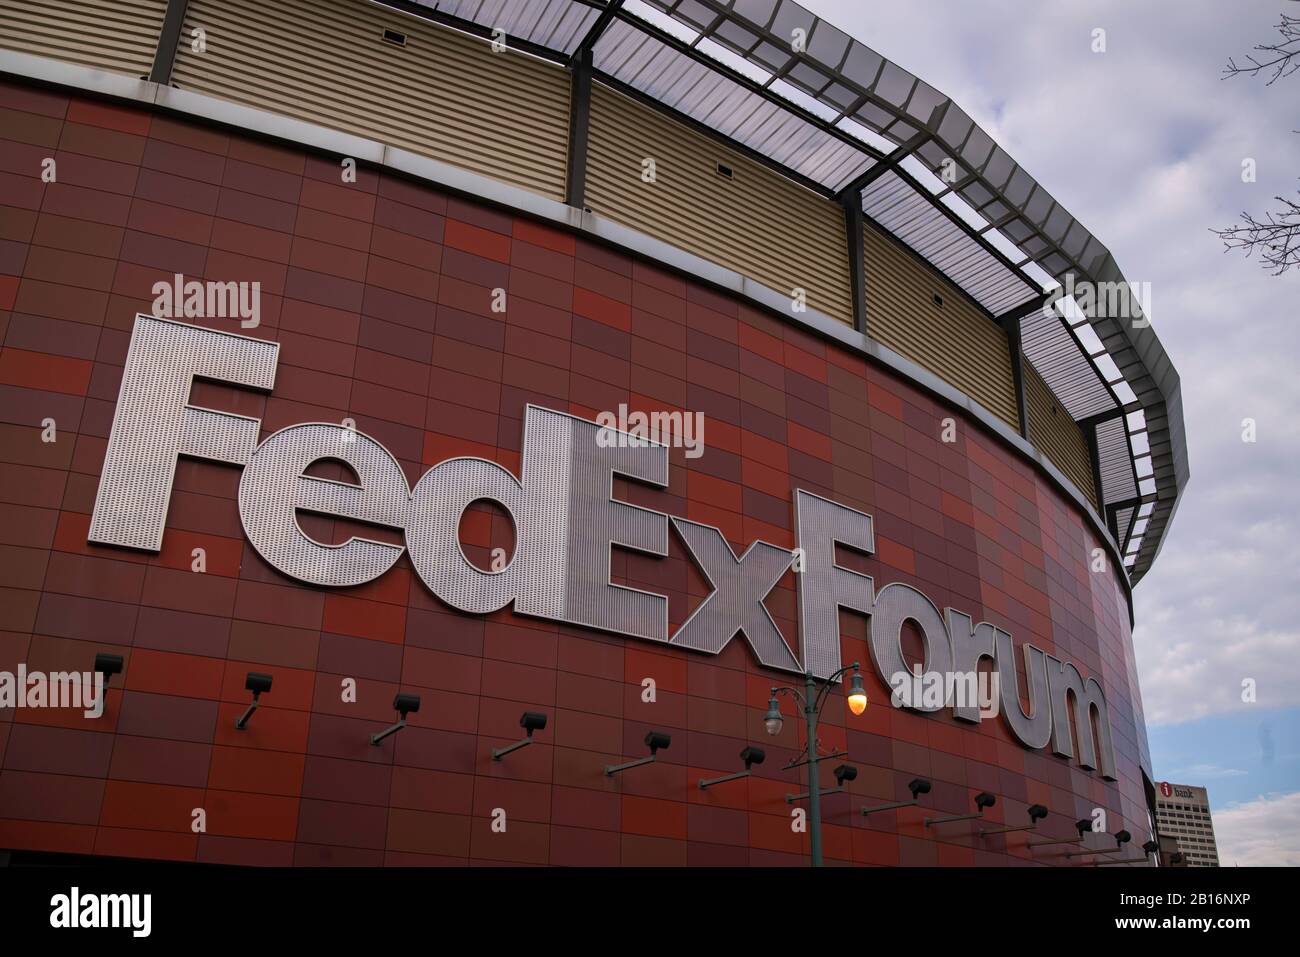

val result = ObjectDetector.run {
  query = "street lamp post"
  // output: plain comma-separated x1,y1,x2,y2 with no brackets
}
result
764,662,868,867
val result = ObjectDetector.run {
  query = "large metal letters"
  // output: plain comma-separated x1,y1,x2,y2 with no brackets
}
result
88,316,1119,777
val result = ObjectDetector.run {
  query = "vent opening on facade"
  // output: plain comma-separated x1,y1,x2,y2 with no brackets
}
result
382,28,407,46
932,293,944,308
715,161,733,180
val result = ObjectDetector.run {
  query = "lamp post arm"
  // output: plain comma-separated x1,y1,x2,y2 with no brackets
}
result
813,662,860,713
770,685,806,707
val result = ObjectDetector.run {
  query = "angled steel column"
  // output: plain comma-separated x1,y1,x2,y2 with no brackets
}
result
1087,423,1109,524
565,47,593,209
1079,407,1128,430
149,0,190,85
998,313,1030,439
564,0,621,210
1081,406,1130,525
995,293,1056,440
843,195,867,334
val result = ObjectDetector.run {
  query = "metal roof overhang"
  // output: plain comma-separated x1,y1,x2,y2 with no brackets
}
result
389,0,1188,582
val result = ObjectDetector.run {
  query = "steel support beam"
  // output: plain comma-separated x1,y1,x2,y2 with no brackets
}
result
1106,494,1143,550
571,0,623,63
149,0,189,85
1087,422,1108,521
843,194,867,334
562,0,620,210
1004,316,1030,440
995,292,1054,441
1079,407,1127,431
994,291,1055,327
565,47,593,209
833,131,929,204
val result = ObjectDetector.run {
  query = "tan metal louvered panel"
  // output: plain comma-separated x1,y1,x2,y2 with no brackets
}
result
1025,361,1098,509
861,223,1019,430
171,0,570,199
585,83,853,326
0,0,166,77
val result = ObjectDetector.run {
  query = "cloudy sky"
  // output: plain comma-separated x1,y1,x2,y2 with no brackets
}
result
804,0,1300,865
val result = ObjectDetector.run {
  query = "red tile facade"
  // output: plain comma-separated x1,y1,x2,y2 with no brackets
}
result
0,79,1150,866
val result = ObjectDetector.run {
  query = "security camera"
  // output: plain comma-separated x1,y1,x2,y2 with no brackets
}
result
492,711,550,761
245,672,273,695
94,653,124,679
606,730,672,776
372,693,422,746
235,671,273,730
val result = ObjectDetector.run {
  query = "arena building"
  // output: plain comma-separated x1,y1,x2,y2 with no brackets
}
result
0,0,1187,866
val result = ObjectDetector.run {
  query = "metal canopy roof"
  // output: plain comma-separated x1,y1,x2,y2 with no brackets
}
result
593,16,875,191
1020,303,1116,421
860,170,1038,316
393,0,1187,582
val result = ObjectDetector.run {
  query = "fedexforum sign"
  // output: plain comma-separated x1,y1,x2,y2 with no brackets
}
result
89,316,1117,778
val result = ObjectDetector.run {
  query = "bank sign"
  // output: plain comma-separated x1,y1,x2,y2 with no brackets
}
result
88,316,1117,779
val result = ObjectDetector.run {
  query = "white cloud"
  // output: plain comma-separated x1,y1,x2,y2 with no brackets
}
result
1169,763,1248,779
1214,791,1300,866
804,0,1300,727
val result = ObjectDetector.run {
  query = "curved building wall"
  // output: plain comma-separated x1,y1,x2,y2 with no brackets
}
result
584,83,854,327
172,0,574,201
0,78,1151,865
0,0,1076,529
860,222,1020,431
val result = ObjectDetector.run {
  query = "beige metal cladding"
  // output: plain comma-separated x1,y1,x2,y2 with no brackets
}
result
171,0,570,199
1025,361,1098,509
862,224,1019,430
585,83,853,326
0,0,167,77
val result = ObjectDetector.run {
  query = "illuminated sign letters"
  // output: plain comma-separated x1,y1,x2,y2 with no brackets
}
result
89,316,1117,778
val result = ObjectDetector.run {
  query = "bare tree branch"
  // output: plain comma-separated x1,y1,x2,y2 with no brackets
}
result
1215,14,1300,273
1212,186,1300,275
1223,14,1300,84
